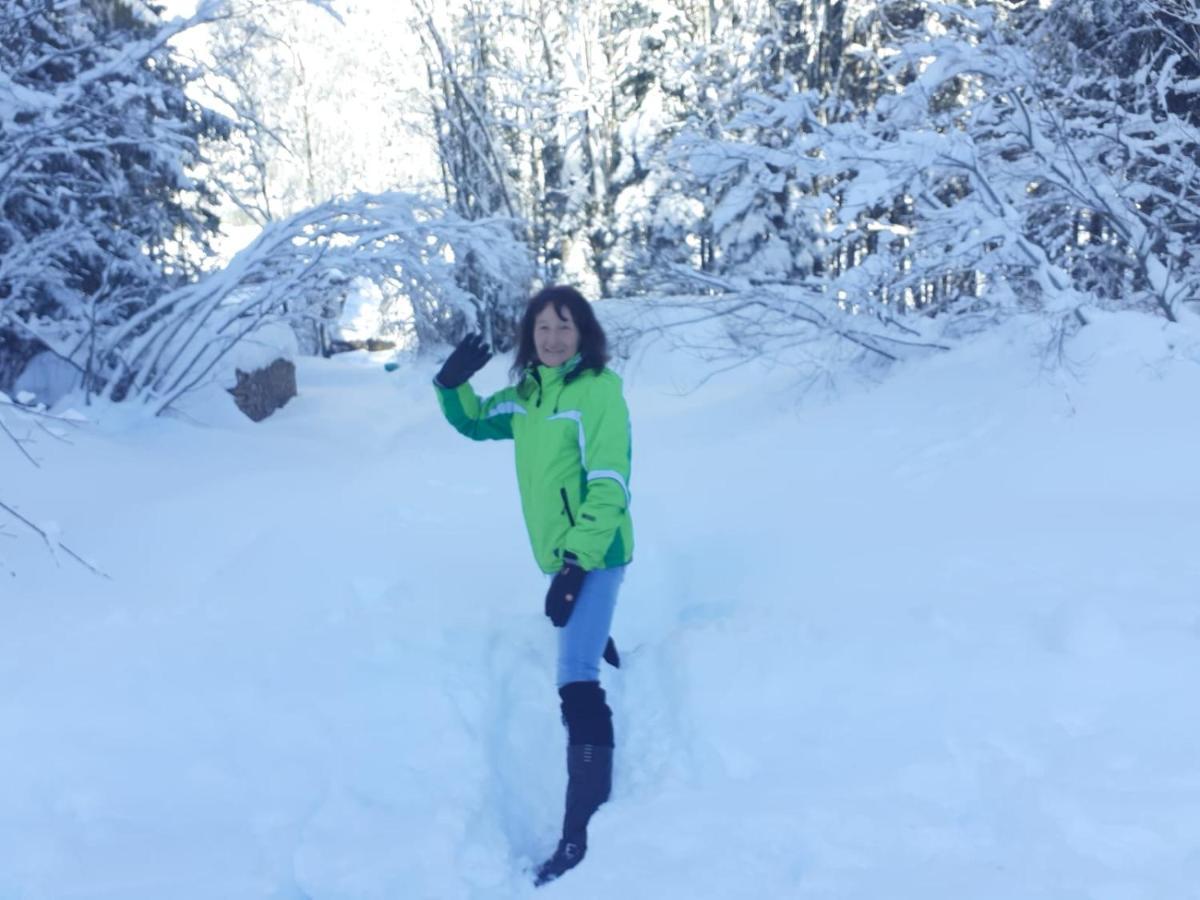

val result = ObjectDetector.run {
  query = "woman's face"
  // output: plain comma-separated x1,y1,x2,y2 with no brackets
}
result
534,303,580,368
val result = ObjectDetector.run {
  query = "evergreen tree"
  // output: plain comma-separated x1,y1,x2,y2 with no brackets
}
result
0,0,225,397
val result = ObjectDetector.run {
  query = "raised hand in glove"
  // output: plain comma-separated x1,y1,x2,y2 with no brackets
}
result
435,333,492,389
545,551,586,627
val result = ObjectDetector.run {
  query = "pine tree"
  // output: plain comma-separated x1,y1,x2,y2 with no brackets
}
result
0,0,225,397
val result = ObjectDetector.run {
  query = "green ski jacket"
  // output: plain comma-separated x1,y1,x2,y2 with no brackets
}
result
434,357,634,574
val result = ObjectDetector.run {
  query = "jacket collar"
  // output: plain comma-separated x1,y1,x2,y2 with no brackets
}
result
532,353,583,386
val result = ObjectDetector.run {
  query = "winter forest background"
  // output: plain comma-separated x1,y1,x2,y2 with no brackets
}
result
2,0,1198,551
4,3,1200,896
7,0,1200,564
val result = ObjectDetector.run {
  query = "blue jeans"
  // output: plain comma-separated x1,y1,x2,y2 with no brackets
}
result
555,565,625,687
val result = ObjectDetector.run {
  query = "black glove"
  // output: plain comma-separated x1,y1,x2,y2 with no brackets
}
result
435,333,492,388
545,551,586,627
603,636,620,668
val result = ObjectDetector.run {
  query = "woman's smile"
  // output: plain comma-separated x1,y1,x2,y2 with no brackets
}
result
534,304,580,367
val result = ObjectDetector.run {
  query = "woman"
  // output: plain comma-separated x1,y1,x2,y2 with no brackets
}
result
432,285,634,885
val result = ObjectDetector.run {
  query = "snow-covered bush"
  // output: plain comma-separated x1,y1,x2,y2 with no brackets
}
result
97,191,531,414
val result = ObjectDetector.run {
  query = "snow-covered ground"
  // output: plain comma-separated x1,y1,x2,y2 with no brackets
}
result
4,308,1200,899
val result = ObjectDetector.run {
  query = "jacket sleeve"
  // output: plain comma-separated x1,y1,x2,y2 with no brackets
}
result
433,379,522,441
562,373,632,569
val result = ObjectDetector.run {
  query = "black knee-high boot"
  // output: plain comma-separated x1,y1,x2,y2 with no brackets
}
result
534,681,614,886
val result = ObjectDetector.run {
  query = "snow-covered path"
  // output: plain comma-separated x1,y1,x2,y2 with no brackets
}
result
4,311,1200,899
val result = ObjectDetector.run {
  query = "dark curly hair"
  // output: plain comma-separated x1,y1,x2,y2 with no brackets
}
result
510,285,609,383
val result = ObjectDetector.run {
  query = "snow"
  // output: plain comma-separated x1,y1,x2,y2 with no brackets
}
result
13,352,82,409
334,279,386,345
3,307,1200,899
217,321,299,378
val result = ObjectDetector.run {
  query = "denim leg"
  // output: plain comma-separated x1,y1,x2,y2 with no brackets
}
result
556,565,625,687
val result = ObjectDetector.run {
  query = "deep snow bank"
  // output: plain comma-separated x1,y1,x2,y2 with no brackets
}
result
2,307,1198,899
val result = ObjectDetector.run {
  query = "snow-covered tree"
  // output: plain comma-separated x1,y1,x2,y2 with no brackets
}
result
1017,0,1200,321
409,0,540,343
193,0,431,226
0,0,227,398
668,0,1198,354
96,191,531,412
414,0,720,299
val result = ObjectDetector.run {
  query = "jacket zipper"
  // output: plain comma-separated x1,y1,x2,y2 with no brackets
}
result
560,488,576,527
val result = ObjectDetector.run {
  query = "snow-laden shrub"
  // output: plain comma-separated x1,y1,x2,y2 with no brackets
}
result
95,191,531,414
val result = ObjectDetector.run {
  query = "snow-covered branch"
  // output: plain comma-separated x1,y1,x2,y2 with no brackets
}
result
92,191,531,413
0,395,100,576
669,0,1198,336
